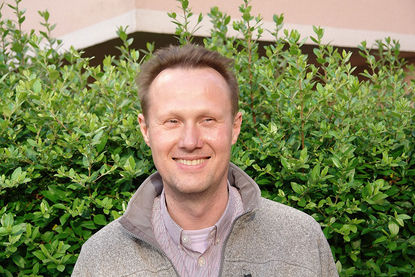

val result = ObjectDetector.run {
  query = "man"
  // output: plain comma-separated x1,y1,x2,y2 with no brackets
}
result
72,44,338,277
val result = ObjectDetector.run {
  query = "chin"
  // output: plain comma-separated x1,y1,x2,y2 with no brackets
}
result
164,177,214,196
175,181,210,195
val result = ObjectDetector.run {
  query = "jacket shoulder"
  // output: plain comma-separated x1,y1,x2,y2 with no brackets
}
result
259,197,320,231
72,220,173,277
223,198,338,276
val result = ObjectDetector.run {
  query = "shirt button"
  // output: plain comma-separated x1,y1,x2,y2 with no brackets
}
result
198,257,206,267
182,236,189,244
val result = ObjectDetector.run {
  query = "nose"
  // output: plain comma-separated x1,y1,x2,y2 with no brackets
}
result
178,123,203,150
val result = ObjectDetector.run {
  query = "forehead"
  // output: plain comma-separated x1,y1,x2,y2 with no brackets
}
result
151,66,228,90
146,67,232,113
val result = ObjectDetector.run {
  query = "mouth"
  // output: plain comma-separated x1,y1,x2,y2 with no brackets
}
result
173,157,211,166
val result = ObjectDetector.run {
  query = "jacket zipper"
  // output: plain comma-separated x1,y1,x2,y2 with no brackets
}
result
120,225,181,277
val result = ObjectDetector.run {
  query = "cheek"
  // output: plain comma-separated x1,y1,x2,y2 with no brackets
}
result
203,126,233,149
148,129,177,154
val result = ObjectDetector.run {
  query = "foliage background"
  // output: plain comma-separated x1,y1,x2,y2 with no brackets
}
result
1,0,414,275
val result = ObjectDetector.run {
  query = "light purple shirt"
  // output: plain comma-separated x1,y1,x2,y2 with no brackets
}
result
151,183,244,277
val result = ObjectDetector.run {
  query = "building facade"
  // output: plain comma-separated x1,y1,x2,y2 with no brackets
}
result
2,0,415,68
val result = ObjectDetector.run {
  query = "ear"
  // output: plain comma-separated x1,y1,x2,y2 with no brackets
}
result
138,113,150,146
231,112,242,145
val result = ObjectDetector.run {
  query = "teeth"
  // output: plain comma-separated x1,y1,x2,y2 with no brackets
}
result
176,159,206,166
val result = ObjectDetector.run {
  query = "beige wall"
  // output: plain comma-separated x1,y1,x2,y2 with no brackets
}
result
2,0,415,51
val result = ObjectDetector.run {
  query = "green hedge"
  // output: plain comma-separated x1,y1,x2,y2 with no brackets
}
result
1,0,414,275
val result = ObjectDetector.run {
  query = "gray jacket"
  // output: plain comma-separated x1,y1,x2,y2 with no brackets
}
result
72,163,339,276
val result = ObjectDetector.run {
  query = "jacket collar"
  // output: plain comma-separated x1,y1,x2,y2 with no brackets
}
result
119,163,261,245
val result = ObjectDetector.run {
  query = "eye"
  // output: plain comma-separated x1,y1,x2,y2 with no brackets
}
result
164,119,180,127
201,117,215,125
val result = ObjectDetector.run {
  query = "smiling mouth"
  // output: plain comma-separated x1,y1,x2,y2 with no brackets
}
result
173,157,210,166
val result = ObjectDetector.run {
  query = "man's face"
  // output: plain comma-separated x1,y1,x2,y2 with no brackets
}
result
138,67,242,197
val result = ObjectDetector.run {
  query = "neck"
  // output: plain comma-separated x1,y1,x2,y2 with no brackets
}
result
164,182,229,230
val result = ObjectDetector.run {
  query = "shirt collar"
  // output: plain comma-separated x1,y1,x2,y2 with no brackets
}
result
160,180,236,248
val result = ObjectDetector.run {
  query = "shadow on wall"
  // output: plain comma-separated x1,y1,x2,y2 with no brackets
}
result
82,31,415,79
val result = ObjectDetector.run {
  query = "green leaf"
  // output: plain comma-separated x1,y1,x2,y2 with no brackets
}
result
396,214,411,220
59,213,70,225
366,259,381,274
168,12,177,19
11,223,26,235
81,221,96,230
32,79,42,93
299,147,308,162
317,199,325,208
33,250,46,261
12,255,25,268
93,214,107,226
335,260,342,273
125,156,136,172
321,166,328,177
57,264,65,272
197,13,203,23
111,210,121,220
280,157,289,169
387,241,397,251
291,182,302,194
11,167,22,182
371,192,388,203
310,164,320,181
39,244,50,258
1,213,14,227
331,157,341,168
33,262,40,274
388,222,399,236
96,134,108,153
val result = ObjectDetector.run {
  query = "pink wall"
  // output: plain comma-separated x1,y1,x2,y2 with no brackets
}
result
137,0,415,34
2,0,414,50
251,0,415,35
2,0,135,37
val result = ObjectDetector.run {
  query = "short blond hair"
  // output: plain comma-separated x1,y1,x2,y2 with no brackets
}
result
136,44,239,117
